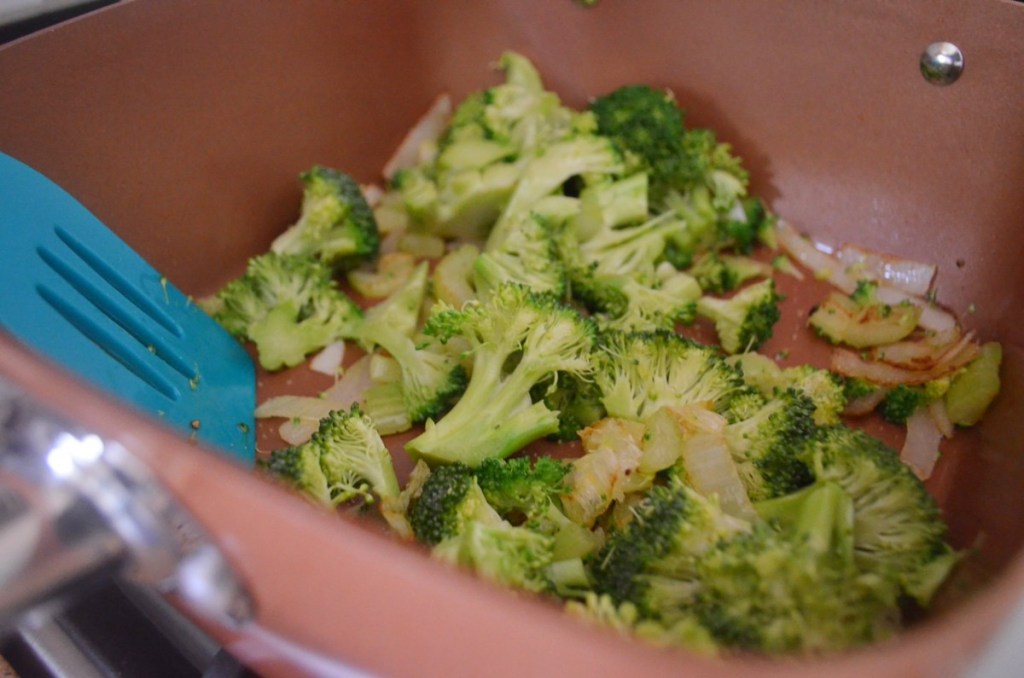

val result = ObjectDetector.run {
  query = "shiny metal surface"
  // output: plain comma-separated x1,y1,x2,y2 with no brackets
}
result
920,41,965,86
0,375,253,634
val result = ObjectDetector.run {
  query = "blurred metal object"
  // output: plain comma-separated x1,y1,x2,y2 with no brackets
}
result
920,42,965,86
0,375,253,635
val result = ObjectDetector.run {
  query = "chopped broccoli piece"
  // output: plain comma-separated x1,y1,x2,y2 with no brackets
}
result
406,283,597,466
696,278,782,354
781,365,847,426
591,271,701,332
474,456,570,519
723,389,817,501
474,213,567,298
358,262,467,423
594,330,744,421
263,404,399,507
408,463,496,545
433,518,555,593
531,372,607,442
945,342,1002,426
695,482,899,653
588,481,750,617
689,251,768,295
271,166,379,270
408,461,557,593
798,425,955,602
487,135,624,249
588,86,683,177
206,252,362,370
879,384,931,424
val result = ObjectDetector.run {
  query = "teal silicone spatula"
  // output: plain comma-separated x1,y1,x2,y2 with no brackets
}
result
0,152,255,462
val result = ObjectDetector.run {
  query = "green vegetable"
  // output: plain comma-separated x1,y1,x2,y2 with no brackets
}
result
262,405,399,507
696,279,782,354
271,166,380,271
406,283,596,465
945,342,1002,426
205,252,362,370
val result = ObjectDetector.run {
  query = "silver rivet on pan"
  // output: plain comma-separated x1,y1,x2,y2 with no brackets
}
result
920,42,964,86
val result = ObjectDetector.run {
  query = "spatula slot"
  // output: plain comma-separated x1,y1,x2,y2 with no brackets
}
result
35,284,181,403
35,244,198,384
53,226,184,339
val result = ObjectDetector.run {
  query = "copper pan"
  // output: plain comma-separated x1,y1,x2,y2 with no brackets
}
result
1,1,1023,675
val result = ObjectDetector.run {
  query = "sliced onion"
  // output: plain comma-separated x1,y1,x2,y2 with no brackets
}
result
832,338,978,386
836,244,936,297
844,388,889,417
322,354,373,407
270,355,375,445
278,418,322,446
382,93,452,180
902,409,944,480
682,431,757,522
360,184,384,208
255,395,335,421
776,220,857,293
309,341,346,376
869,328,961,369
928,398,955,439
873,284,957,333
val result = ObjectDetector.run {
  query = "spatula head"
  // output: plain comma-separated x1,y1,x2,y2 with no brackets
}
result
0,152,255,462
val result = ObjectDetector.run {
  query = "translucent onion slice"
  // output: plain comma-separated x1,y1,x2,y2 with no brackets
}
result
902,409,944,480
873,284,957,333
776,220,857,293
309,341,346,376
836,244,936,297
268,355,374,446
928,398,955,439
681,431,758,522
844,387,889,417
255,395,335,421
869,327,961,370
831,334,979,386
382,93,452,180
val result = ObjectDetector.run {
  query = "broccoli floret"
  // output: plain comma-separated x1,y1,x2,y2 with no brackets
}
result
573,173,649,242
270,166,379,270
406,283,597,466
531,372,607,442
844,376,881,404
433,518,555,594
566,593,719,655
696,278,782,354
781,365,847,426
723,389,817,501
798,425,955,601
588,85,686,206
408,463,496,545
588,481,750,617
474,213,567,298
263,404,399,507
590,477,901,654
879,384,931,424
474,456,570,519
591,271,701,332
594,330,745,421
260,438,332,506
689,251,768,295
487,135,624,249
357,262,467,423
206,252,362,370
695,482,900,653
408,462,557,593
